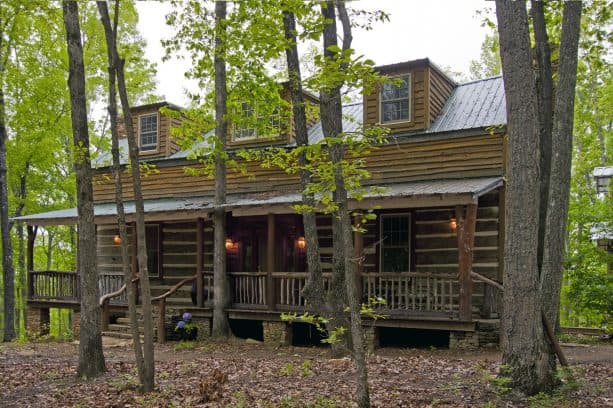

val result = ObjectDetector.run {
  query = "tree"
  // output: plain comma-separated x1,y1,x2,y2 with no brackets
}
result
495,0,582,394
62,0,106,378
469,33,501,80
212,0,231,338
281,2,324,311
96,0,149,390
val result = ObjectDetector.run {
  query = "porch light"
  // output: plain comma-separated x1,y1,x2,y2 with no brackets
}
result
296,236,306,250
112,235,122,246
225,238,234,250
450,217,457,230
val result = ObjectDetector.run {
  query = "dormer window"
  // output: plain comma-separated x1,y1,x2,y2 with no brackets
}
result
232,103,281,142
139,113,158,152
380,74,411,123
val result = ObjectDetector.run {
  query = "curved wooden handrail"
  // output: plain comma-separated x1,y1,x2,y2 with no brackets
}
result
152,274,197,302
99,283,127,307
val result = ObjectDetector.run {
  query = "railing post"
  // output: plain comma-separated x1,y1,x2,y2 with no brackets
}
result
456,203,477,321
266,213,276,310
158,298,166,344
196,218,204,307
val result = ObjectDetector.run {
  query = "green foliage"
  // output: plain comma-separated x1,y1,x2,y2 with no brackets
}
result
174,341,198,351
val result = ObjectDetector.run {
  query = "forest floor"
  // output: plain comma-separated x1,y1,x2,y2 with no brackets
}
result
0,336,611,407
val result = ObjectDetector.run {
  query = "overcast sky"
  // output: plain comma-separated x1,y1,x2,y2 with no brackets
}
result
135,0,492,106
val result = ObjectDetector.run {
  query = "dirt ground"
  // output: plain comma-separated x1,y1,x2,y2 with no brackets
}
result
0,337,611,407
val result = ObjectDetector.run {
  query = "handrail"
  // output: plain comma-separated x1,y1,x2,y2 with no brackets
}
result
152,273,198,344
152,274,197,302
99,283,128,307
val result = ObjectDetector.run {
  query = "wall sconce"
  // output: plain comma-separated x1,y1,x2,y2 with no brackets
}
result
225,238,234,250
296,236,306,251
113,235,122,246
450,217,457,230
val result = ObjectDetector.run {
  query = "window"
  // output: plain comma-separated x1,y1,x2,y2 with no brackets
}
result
233,103,281,142
145,225,160,277
380,214,411,272
139,113,158,151
380,75,411,123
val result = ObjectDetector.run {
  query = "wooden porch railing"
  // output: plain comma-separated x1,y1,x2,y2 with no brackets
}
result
362,272,458,315
29,270,79,302
229,272,267,307
272,272,332,308
99,273,127,304
153,274,197,343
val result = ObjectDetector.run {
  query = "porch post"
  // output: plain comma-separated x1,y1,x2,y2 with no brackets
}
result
196,218,204,307
131,223,139,304
266,213,276,310
27,225,36,299
353,214,364,296
456,204,477,321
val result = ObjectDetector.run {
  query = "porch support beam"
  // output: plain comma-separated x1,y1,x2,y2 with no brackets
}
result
353,214,364,293
196,218,204,307
266,213,276,310
27,225,37,299
131,222,139,304
456,203,477,321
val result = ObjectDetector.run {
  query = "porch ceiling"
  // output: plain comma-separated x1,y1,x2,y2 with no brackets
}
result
13,176,503,225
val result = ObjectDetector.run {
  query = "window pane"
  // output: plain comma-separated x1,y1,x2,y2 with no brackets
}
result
381,78,409,100
382,248,409,272
140,114,157,150
145,225,159,276
382,100,409,122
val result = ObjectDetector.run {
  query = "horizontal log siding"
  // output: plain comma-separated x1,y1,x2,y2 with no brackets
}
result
96,225,133,276
413,191,500,314
363,67,428,132
93,134,504,203
429,68,456,125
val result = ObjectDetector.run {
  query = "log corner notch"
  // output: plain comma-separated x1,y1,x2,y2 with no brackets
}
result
456,203,477,321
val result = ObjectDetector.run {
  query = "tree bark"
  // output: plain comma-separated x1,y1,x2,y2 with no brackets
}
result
212,0,231,338
531,0,554,272
495,0,553,395
320,2,369,406
96,0,146,387
62,0,106,378
541,0,582,334
282,10,325,312
0,30,16,341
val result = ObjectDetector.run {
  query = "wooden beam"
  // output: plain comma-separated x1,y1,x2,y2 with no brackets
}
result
354,214,364,292
196,218,204,307
266,213,276,310
131,223,139,304
457,203,477,321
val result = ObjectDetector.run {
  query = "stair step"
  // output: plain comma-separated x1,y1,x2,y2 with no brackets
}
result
102,331,139,340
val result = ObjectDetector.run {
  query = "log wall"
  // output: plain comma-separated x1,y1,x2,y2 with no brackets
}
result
93,133,504,203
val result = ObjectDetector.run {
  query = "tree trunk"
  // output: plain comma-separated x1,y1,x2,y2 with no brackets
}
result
62,0,106,378
96,0,146,387
495,0,554,395
320,2,369,406
541,0,582,334
0,52,16,342
212,0,231,338
531,0,554,273
282,10,325,313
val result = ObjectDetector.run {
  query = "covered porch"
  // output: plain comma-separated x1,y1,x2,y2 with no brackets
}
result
17,176,503,339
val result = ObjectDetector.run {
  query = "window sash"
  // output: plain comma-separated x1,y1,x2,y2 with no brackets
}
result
380,214,411,273
233,104,281,142
139,114,158,151
380,75,411,123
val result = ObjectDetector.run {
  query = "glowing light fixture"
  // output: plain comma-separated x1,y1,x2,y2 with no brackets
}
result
113,235,122,246
225,238,234,250
450,217,457,230
296,236,306,250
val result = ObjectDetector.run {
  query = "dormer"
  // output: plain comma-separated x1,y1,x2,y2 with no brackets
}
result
227,84,320,149
363,58,456,134
118,101,183,159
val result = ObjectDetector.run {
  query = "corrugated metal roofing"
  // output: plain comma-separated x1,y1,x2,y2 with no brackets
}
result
427,76,506,134
14,176,502,224
307,102,364,144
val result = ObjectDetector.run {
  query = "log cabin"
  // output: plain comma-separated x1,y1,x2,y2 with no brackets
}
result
17,58,506,349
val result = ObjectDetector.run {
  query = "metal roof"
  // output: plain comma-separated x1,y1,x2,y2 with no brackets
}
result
427,76,506,134
14,176,502,225
307,102,364,144
594,166,613,177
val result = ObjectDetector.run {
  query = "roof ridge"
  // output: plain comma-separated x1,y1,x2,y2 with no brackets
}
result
458,75,503,86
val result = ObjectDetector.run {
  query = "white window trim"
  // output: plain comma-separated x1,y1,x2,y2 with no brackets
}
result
379,74,412,124
138,112,159,152
379,213,412,273
232,104,281,143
